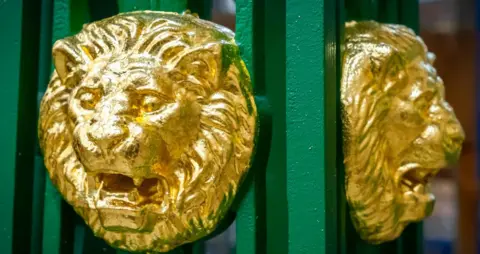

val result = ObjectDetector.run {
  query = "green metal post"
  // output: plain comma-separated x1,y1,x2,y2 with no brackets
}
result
8,0,44,252
264,0,288,253
42,1,71,253
187,0,212,19
0,0,29,252
235,0,261,253
398,1,423,253
286,0,340,253
31,0,54,253
118,0,187,13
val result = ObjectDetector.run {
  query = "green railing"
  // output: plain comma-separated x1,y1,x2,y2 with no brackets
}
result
0,0,423,253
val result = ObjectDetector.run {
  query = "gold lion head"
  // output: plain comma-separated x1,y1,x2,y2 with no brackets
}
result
341,21,464,243
38,11,257,252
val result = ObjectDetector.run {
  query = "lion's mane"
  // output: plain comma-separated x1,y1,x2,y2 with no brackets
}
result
39,11,257,252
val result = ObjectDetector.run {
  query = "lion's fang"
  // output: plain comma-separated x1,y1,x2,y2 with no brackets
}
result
133,177,144,187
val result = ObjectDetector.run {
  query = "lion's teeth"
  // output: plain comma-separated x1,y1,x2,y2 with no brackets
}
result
402,179,413,187
133,177,144,187
414,184,425,194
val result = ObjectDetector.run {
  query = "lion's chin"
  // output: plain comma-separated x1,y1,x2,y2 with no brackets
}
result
392,163,438,226
400,195,435,224
96,208,160,232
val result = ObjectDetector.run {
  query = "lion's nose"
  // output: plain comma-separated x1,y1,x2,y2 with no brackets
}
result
445,121,465,145
87,121,129,150
443,120,465,164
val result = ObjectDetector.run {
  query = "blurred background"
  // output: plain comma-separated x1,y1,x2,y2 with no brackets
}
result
207,0,479,253
419,0,477,254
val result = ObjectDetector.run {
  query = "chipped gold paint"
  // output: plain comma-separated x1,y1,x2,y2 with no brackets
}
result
38,11,257,253
342,21,465,243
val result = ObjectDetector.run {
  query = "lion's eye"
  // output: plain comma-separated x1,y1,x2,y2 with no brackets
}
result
77,88,101,110
415,91,435,113
141,94,163,113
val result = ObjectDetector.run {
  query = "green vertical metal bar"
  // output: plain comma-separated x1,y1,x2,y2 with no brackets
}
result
235,0,273,253
325,0,341,253
154,0,188,12
192,242,205,254
235,0,269,253
8,0,44,253
72,219,85,254
187,0,212,20
235,1,256,253
264,0,288,253
88,0,119,22
117,0,153,11
398,1,421,254
286,0,339,252
378,0,399,23
401,222,424,254
337,1,348,253
399,0,419,33
0,0,25,252
378,15,401,171
235,0,255,252
118,0,187,12
30,0,53,251
345,0,379,21
42,1,71,254
31,0,54,250
70,0,90,34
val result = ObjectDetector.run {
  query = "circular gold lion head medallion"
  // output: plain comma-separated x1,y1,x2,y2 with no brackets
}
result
39,11,257,252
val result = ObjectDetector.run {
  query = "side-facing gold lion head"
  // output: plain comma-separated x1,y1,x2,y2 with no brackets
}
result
38,11,257,252
341,21,464,243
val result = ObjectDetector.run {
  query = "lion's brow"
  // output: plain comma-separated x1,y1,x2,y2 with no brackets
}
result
125,58,156,71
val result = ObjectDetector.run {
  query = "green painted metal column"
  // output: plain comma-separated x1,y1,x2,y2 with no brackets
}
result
235,0,261,254
42,1,71,254
31,0,54,253
264,0,288,253
118,0,187,13
0,0,26,252
0,0,46,252
286,0,340,253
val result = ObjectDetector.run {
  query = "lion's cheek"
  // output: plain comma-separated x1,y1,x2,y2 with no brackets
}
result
72,125,105,170
399,194,435,222
125,134,172,173
142,105,201,159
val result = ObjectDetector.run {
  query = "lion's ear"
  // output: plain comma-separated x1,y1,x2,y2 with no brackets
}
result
52,39,88,83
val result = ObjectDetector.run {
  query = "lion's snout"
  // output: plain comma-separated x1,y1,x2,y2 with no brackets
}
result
87,119,130,152
443,119,465,163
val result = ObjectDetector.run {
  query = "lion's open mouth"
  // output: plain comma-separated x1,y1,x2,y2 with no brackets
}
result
401,170,433,194
87,173,167,208
397,164,438,197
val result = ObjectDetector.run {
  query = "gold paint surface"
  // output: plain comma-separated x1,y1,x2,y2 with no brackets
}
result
38,11,257,253
341,21,465,243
